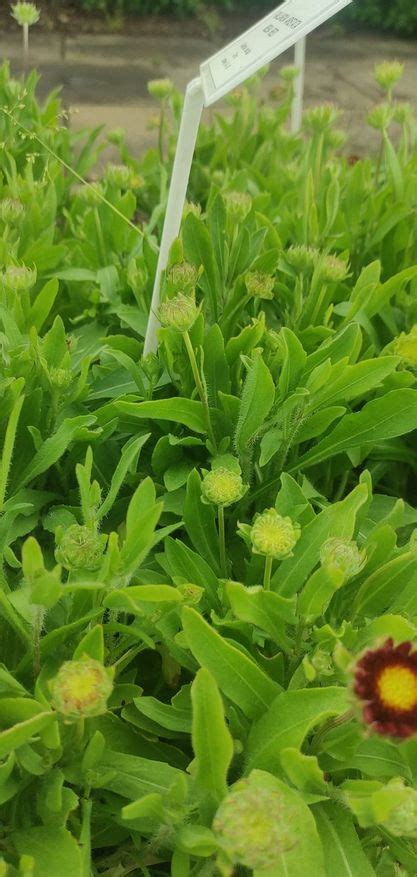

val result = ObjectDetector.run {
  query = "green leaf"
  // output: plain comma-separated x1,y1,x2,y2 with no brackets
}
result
97,433,150,520
314,802,376,876
247,687,348,773
296,390,417,471
235,354,275,456
120,477,163,573
182,213,220,321
280,749,327,793
0,380,25,509
29,278,59,331
277,327,307,397
191,667,233,820
14,827,83,877
226,581,296,650
0,712,56,759
116,398,207,434
164,537,220,610
353,550,417,617
73,625,104,662
94,750,183,800
16,416,99,490
182,607,280,720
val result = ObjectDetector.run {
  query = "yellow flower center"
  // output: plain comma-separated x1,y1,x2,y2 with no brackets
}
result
62,667,102,708
377,665,417,711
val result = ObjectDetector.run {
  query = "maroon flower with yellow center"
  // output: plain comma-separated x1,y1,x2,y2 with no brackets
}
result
354,639,417,738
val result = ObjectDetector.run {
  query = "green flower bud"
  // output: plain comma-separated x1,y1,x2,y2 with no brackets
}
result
159,293,199,333
320,537,366,581
374,61,404,92
381,780,417,838
223,191,252,223
11,2,40,26
50,659,113,720
245,271,275,300
213,775,296,870
147,78,174,100
280,65,299,83
49,367,73,390
75,182,104,206
285,244,320,273
56,524,106,571
319,254,349,283
105,163,132,189
250,509,301,559
328,128,347,149
106,127,125,146
393,326,417,368
182,201,202,220
0,197,24,224
303,103,340,133
3,264,36,291
165,261,199,297
202,467,246,507
393,103,413,125
367,103,394,130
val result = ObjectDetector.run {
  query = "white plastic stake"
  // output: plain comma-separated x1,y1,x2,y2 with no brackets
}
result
144,0,353,354
291,36,306,133
144,78,204,356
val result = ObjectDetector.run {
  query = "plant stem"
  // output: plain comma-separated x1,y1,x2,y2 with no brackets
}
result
263,555,273,591
183,330,217,452
94,207,107,266
218,504,227,577
23,24,29,61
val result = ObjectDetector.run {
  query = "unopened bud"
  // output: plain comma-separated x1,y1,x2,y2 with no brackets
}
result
3,264,36,291
147,78,174,101
250,509,300,559
105,163,132,189
11,2,40,26
285,245,320,273
165,261,199,297
159,293,199,333
50,659,113,720
245,271,275,300
382,780,417,838
303,103,340,132
374,61,404,92
320,537,366,581
368,103,394,130
202,467,246,507
56,524,106,571
319,254,349,283
223,191,252,223
49,367,72,390
0,197,24,224
393,326,417,369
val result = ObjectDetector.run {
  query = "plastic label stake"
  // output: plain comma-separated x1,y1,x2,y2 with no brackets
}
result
291,36,306,133
144,0,352,354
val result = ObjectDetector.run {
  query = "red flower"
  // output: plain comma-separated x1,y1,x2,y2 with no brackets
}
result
354,639,417,739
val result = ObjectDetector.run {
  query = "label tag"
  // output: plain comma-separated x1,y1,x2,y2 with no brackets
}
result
200,0,352,106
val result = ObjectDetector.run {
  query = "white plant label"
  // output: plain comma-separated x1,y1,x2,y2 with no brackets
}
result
144,0,353,354
200,0,352,106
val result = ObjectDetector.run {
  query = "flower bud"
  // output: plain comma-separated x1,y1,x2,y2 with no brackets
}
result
0,197,24,224
213,774,296,870
393,326,417,369
320,537,366,581
105,163,132,189
223,191,252,223
147,78,174,101
50,659,113,720
374,61,404,92
106,127,125,146
56,524,106,571
182,201,202,220
245,271,275,300
165,261,199,297
319,254,349,284
159,293,199,333
367,103,394,130
48,367,73,390
202,467,246,507
3,264,36,291
75,182,104,206
250,509,300,559
285,244,320,273
280,65,299,83
381,779,417,838
328,128,347,149
11,2,40,26
393,103,413,125
303,103,340,133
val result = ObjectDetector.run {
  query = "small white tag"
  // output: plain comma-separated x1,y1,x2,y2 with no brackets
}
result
200,0,352,106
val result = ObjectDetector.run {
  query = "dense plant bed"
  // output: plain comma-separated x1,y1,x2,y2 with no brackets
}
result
1,58,417,875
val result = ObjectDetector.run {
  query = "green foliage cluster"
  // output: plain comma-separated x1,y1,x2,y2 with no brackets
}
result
344,0,417,36
0,57,417,874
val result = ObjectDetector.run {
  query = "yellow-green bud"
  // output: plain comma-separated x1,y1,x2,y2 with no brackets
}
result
159,293,198,333
374,61,404,92
285,245,320,273
147,78,174,100
280,65,299,83
56,525,106,571
202,467,245,507
367,103,394,130
303,103,340,133
223,191,252,223
320,537,366,581
11,2,40,26
213,775,296,870
106,127,125,146
105,163,132,189
0,197,24,224
393,326,417,369
250,509,301,559
165,261,199,297
393,103,413,125
50,659,113,720
328,128,347,149
182,201,202,220
48,367,73,390
245,271,275,300
3,264,36,291
381,779,417,838
75,182,104,206
319,254,349,283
